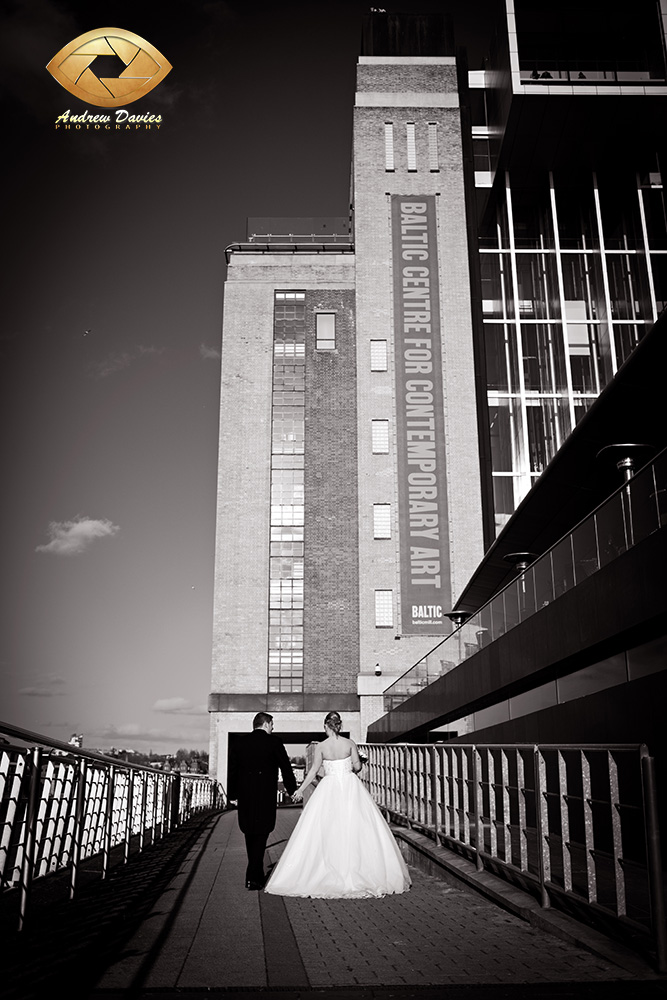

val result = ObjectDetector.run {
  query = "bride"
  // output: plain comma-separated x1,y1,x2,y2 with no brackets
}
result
264,711,411,898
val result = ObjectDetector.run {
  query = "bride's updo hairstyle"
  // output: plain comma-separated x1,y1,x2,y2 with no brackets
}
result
324,711,343,736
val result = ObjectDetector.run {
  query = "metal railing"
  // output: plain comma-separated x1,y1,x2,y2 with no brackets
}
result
519,66,665,84
0,722,223,930
384,446,667,712
225,241,354,263
360,741,666,972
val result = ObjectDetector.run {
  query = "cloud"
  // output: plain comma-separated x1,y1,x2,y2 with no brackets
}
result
87,345,163,379
153,697,207,715
200,343,221,361
36,516,120,556
18,675,66,697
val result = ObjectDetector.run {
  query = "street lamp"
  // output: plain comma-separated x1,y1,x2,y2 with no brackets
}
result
596,443,654,484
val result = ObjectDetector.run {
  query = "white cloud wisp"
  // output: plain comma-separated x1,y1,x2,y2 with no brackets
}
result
153,697,207,715
36,516,120,556
199,343,221,361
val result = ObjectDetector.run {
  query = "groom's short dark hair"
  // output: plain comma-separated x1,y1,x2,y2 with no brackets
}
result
253,712,273,729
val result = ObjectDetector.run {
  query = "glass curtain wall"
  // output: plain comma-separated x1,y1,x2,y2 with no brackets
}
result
269,291,306,692
481,164,663,533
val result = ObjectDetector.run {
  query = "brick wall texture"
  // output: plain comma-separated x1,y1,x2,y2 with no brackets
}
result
304,289,360,693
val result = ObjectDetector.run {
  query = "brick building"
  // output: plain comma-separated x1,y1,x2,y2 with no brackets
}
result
209,13,486,781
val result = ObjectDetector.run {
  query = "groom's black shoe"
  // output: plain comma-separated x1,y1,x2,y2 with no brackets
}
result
246,879,264,890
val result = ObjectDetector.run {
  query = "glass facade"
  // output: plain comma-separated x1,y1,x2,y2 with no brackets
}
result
481,167,664,533
269,292,306,692
384,447,667,712
514,0,666,84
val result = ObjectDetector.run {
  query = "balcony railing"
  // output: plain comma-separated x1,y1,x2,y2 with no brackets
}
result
384,447,666,713
0,722,223,930
360,741,666,971
520,66,665,84
225,240,354,263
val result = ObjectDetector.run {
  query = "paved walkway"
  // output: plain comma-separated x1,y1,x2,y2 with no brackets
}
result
88,808,664,996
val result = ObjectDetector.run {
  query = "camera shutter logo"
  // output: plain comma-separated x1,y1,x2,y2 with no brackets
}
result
46,28,172,108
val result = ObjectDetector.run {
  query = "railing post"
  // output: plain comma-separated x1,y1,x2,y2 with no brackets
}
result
102,764,115,879
641,752,667,973
557,750,572,894
164,775,171,835
403,747,410,826
18,747,42,931
608,750,627,917
171,772,182,830
534,746,550,909
124,769,134,864
429,745,440,844
472,746,484,872
138,772,147,853
70,758,87,899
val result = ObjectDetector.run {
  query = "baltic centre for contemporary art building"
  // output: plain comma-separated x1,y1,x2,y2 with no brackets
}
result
209,2,667,782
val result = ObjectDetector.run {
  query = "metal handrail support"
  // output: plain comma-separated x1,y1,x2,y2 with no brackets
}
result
151,773,159,845
123,770,134,865
558,750,572,894
609,749,627,916
429,746,440,842
473,747,484,872
139,773,147,853
18,747,41,931
534,747,550,908
641,752,667,973
169,772,181,833
102,765,115,880
69,758,87,900
403,751,411,828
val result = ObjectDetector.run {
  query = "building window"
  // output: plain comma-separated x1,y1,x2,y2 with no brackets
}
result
371,419,390,453
370,340,388,371
428,122,439,172
316,313,336,350
406,122,417,172
373,504,391,539
268,291,306,692
384,122,395,172
375,590,394,627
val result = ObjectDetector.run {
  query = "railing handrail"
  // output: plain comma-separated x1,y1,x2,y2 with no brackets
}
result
0,721,179,775
362,741,649,752
384,444,665,702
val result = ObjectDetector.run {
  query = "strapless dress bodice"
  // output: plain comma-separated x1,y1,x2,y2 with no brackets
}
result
322,756,353,777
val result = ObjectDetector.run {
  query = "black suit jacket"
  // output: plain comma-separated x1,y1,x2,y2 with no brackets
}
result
228,730,297,835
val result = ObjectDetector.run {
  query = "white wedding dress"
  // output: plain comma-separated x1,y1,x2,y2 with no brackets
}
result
264,756,411,898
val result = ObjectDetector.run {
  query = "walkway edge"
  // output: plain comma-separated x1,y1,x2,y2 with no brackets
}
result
393,826,660,980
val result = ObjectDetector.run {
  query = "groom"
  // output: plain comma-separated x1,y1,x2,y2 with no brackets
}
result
228,712,297,889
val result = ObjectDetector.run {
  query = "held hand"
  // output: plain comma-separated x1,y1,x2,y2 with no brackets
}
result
292,788,303,802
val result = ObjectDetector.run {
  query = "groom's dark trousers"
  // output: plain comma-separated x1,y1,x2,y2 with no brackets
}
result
228,729,297,886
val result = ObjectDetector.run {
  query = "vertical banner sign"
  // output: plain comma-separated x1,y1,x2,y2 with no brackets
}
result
392,195,451,634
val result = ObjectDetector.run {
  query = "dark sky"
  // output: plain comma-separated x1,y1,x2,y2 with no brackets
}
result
0,0,500,753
